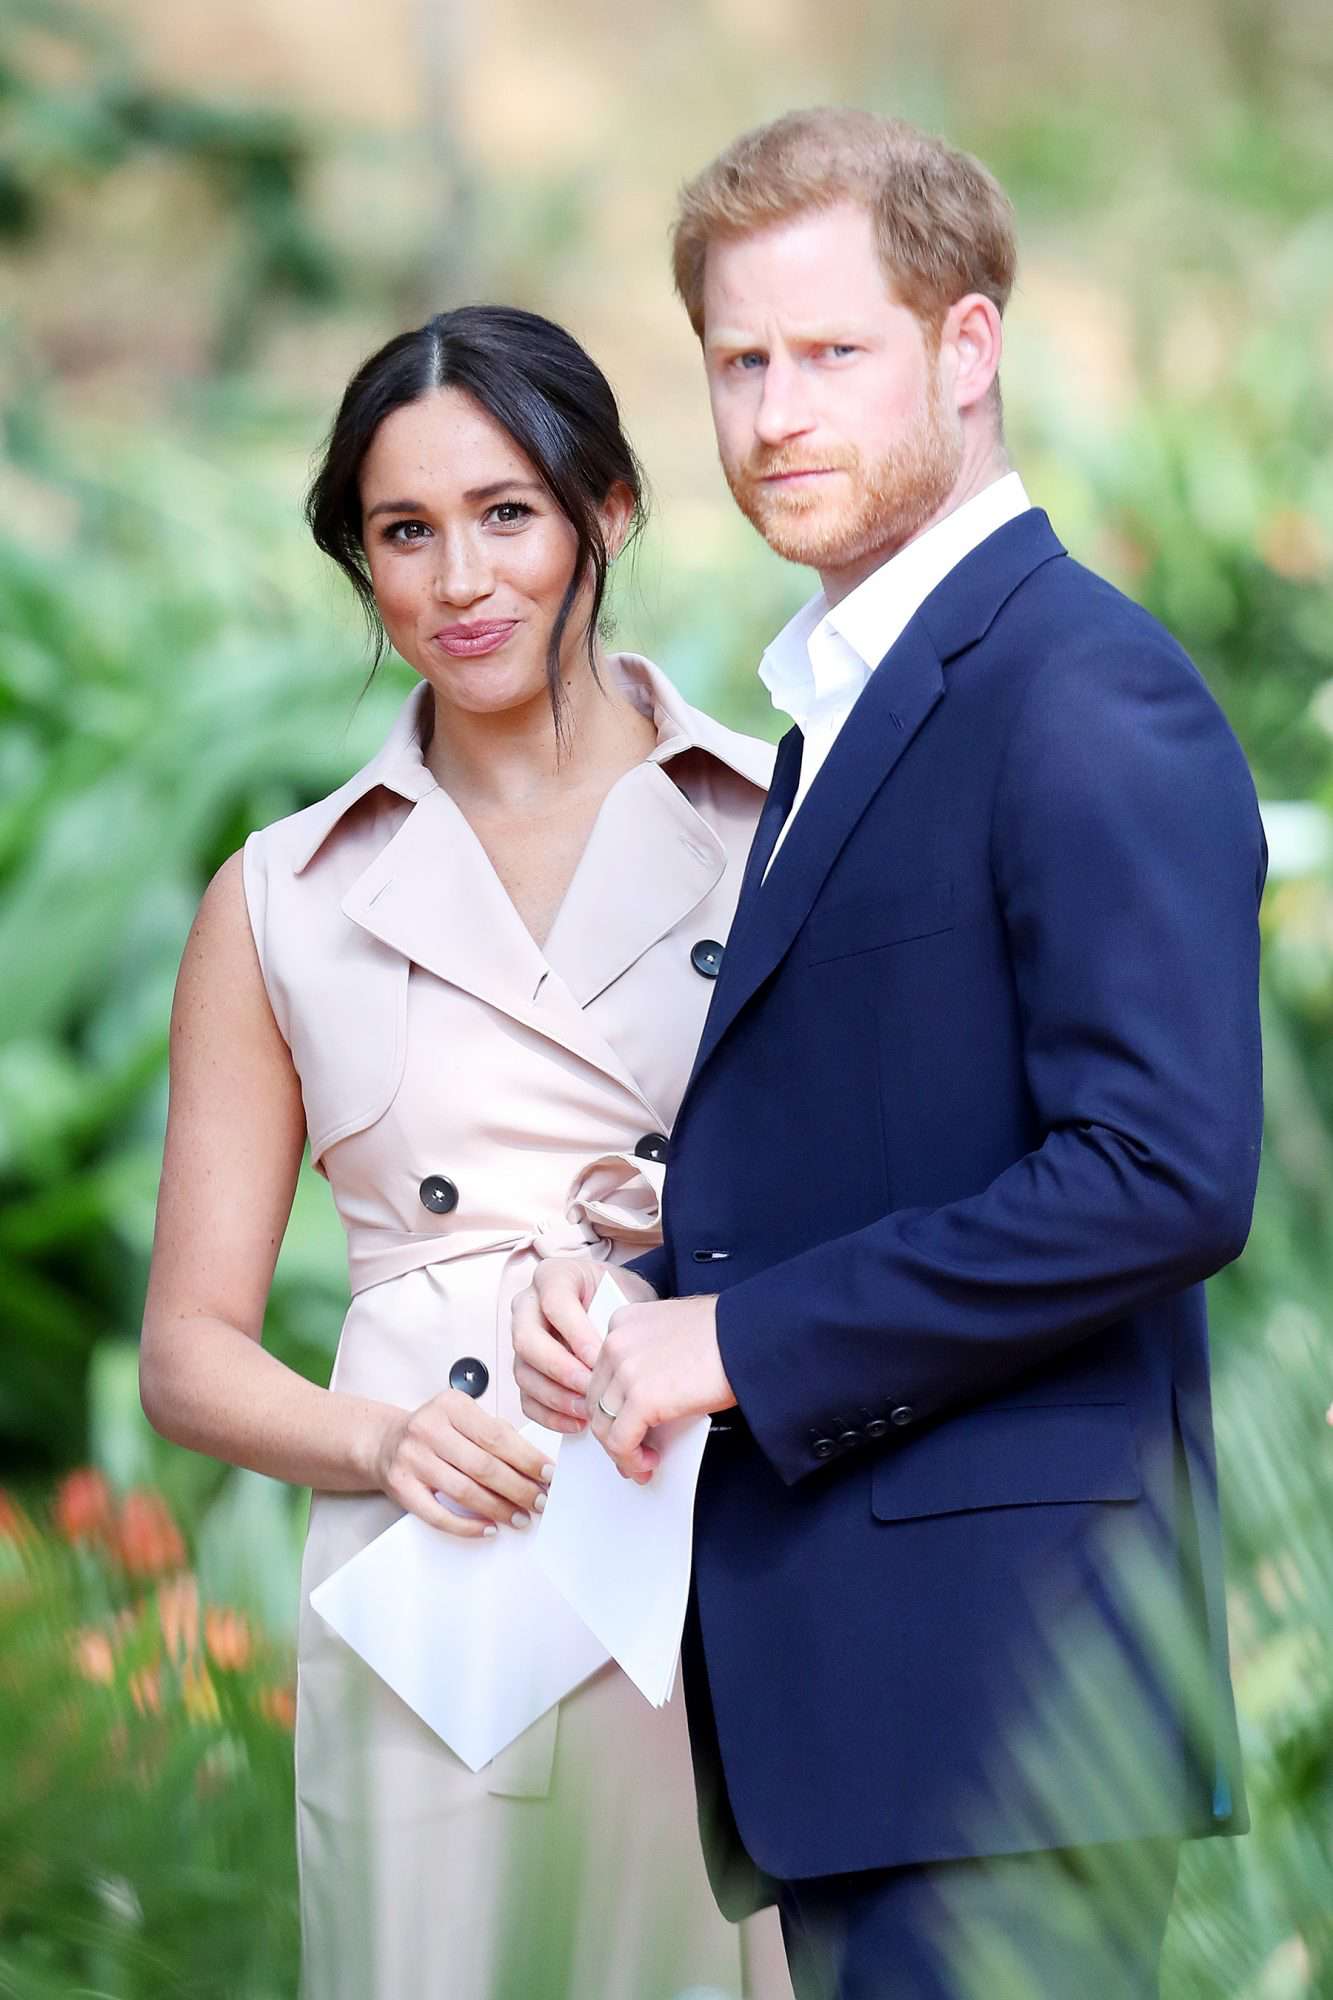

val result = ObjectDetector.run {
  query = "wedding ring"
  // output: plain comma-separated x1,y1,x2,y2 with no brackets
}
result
597,1395,620,1420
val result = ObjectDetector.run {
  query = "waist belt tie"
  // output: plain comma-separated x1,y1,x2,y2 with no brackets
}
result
340,1150,667,1801
345,1148,667,1346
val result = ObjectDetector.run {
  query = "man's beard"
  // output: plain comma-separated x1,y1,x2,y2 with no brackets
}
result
722,367,963,574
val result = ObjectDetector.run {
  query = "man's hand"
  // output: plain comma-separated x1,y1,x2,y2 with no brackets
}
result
512,1258,658,1434
587,1295,736,1483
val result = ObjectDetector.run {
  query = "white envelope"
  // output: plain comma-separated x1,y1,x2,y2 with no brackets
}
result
309,1423,610,1774
533,1276,711,1707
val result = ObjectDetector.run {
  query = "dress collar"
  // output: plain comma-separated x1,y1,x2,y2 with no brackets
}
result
289,651,773,874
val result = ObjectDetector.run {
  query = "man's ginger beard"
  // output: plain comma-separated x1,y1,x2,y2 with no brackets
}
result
722,356,963,574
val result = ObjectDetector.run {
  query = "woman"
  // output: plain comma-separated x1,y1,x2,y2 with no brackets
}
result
140,306,791,2000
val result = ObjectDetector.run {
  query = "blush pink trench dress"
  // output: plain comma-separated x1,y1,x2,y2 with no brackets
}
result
242,656,792,2000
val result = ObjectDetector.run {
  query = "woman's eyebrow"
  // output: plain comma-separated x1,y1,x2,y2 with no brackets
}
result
462,478,545,503
365,479,544,520
365,496,424,520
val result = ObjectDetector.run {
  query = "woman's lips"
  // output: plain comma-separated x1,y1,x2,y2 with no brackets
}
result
432,621,518,658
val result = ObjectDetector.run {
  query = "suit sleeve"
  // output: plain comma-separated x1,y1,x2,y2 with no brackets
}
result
625,1244,672,1300
715,630,1266,1486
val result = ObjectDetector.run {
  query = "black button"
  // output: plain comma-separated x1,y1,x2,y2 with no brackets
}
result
691,939,724,979
449,1357,489,1398
635,1133,670,1165
419,1175,459,1215
864,1417,890,1440
837,1428,863,1451
890,1404,916,1428
810,1435,837,1461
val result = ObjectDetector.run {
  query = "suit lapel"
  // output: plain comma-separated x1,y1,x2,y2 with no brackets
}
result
687,511,1068,1088
732,725,804,928
690,625,944,1082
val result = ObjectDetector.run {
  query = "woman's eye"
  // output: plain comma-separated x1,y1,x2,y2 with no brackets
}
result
383,520,431,545
489,501,534,526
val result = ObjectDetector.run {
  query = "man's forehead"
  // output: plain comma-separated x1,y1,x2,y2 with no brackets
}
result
701,216,897,323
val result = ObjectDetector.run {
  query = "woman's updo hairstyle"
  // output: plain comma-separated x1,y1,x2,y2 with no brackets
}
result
307,305,647,731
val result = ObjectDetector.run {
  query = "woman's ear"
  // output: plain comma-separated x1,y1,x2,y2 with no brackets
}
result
599,481,638,561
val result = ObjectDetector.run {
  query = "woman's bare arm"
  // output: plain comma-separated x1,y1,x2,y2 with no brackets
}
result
140,855,551,1534
139,852,396,1491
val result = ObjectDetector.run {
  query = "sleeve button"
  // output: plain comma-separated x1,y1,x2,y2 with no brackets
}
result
889,1404,916,1428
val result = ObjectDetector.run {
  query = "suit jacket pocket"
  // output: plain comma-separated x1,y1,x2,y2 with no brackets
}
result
804,880,954,965
870,1402,1141,1523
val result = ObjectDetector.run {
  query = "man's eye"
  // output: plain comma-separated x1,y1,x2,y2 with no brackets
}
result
732,353,765,371
825,344,858,358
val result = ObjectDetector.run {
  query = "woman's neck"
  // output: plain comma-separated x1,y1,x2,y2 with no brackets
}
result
423,653,659,815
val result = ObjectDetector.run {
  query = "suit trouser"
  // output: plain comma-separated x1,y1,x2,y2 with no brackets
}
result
777,1836,1180,2000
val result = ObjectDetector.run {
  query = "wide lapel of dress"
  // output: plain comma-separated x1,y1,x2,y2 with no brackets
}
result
337,775,661,1113
538,653,776,1007
541,763,725,1008
688,510,1068,1088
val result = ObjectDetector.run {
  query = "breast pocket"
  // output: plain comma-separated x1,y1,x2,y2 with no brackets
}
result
803,880,954,966
283,937,410,1166
870,1402,1142,1523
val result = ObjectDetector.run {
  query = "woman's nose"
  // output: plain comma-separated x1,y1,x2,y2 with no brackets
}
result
431,535,494,606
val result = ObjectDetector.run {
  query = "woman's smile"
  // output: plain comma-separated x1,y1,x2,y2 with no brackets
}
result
431,619,520,659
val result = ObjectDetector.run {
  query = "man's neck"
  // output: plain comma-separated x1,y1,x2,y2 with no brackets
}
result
820,442,1013,608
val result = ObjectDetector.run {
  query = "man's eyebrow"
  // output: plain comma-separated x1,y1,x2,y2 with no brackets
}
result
705,327,865,353
364,480,544,521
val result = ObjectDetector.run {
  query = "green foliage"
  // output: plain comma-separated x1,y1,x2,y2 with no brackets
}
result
1,4,1331,1992
0,1474,298,1998
0,389,399,1473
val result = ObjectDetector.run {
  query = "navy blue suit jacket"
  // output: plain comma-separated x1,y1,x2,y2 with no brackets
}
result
631,511,1264,1902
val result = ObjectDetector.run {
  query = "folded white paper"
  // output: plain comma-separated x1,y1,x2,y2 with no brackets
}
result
532,1275,711,1707
309,1424,610,1774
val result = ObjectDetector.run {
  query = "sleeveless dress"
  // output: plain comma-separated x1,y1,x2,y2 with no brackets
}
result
242,656,791,2000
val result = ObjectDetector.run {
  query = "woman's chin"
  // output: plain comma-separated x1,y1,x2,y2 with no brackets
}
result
416,658,552,720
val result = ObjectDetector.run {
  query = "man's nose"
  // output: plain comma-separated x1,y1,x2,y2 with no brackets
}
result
753,355,814,448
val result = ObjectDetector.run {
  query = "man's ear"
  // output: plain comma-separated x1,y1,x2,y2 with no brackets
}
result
941,293,1003,414
600,481,638,560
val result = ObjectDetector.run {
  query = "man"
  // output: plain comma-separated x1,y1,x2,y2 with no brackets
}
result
513,108,1263,1998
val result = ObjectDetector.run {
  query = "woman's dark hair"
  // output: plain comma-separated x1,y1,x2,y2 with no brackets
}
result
306,305,647,733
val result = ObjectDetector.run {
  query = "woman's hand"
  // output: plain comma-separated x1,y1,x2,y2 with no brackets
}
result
372,1392,555,1538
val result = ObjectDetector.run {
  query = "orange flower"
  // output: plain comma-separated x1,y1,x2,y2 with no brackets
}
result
0,1490,31,1541
157,1574,200,1665
118,1490,185,1578
204,1606,252,1673
258,1683,297,1731
54,1469,114,1545
129,1664,162,1716
72,1627,116,1686
181,1663,220,1724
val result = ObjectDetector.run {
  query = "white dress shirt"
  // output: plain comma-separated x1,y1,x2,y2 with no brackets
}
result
760,472,1032,871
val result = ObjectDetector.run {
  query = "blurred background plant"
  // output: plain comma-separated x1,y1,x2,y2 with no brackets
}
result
0,1465,298,1997
1,0,1330,1992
